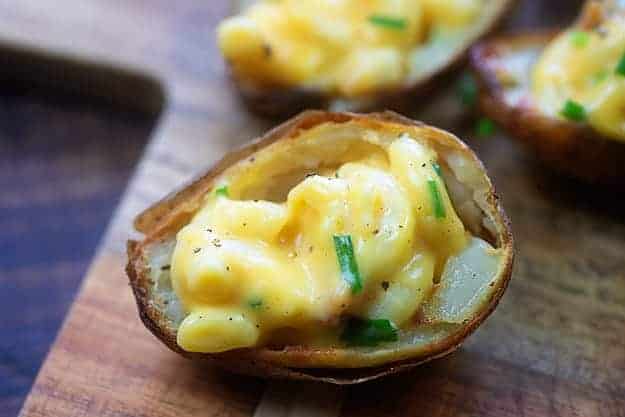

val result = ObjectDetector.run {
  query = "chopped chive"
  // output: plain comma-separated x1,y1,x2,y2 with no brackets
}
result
368,14,407,30
432,162,443,177
456,73,478,107
428,180,446,219
341,318,398,347
215,185,229,197
561,100,587,122
593,69,609,84
333,235,363,294
248,298,263,309
570,30,590,48
476,117,496,137
616,52,625,76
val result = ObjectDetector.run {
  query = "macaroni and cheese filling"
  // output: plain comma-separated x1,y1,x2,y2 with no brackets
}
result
170,130,471,353
532,9,625,141
218,0,484,97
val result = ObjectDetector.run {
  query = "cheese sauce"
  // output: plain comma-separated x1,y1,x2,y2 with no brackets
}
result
171,133,468,353
217,0,484,97
531,11,625,141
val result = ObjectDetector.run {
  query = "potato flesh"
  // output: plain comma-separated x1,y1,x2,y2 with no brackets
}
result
531,12,625,141
422,237,501,323
217,0,483,97
331,236,503,368
170,131,469,353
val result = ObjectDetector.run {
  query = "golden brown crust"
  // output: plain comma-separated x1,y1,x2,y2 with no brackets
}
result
470,31,625,185
226,0,517,118
127,111,514,384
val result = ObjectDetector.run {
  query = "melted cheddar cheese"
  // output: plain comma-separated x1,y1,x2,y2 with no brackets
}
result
217,0,484,98
531,11,625,141
170,132,469,353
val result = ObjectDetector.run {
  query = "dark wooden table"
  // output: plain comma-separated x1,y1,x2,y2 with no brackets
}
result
0,85,154,416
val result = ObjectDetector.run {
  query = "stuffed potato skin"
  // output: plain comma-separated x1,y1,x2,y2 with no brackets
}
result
471,32,625,185
221,0,516,118
126,111,513,384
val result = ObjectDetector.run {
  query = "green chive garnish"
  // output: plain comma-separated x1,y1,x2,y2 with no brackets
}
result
368,14,407,30
561,100,587,122
570,31,590,48
476,117,496,137
333,235,363,294
341,318,398,347
593,69,609,84
615,52,625,76
215,185,229,197
432,162,443,177
248,298,263,309
456,73,478,107
428,180,446,219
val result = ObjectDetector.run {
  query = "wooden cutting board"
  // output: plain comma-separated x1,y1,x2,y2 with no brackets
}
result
4,0,625,416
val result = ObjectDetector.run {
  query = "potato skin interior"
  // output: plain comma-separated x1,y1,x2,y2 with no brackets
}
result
170,127,469,354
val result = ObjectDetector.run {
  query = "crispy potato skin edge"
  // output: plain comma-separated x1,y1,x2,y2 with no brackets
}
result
126,111,514,384
470,32,625,185
227,0,517,118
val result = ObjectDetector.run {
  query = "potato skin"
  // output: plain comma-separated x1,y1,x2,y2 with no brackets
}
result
471,32,625,185
126,111,513,384
233,63,462,119
227,0,517,118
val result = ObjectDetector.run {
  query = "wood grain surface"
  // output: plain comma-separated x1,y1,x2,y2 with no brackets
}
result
0,86,154,416
2,0,625,416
